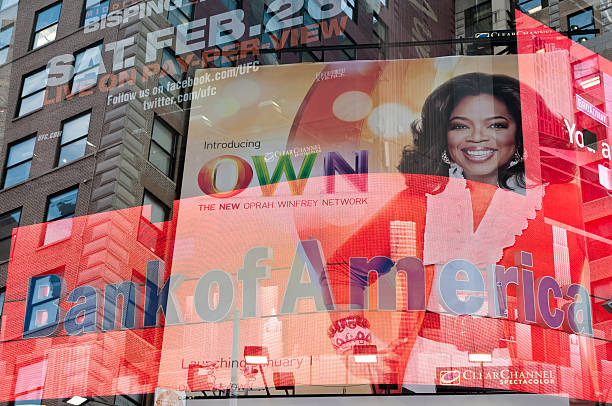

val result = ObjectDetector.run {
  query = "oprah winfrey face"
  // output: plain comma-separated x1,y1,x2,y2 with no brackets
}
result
446,94,518,186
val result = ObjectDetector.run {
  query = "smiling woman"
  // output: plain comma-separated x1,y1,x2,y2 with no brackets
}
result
446,94,518,186
399,72,526,192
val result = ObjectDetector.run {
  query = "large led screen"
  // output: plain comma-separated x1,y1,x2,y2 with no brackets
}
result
0,12,610,404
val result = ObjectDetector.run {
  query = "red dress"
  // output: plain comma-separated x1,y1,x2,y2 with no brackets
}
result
323,174,591,393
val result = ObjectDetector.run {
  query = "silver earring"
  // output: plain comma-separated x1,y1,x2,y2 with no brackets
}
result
509,150,523,167
441,150,451,165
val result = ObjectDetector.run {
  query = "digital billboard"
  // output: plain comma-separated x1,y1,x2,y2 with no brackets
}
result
0,12,610,405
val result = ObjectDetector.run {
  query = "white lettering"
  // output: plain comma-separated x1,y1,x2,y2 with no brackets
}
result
208,10,245,47
603,142,611,160
565,119,576,144
176,19,207,54
575,130,585,148
47,54,75,86
146,27,175,63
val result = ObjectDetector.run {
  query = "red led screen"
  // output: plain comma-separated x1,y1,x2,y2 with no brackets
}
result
0,11,610,404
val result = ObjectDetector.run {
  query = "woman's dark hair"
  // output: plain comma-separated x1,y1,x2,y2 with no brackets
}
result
398,72,525,191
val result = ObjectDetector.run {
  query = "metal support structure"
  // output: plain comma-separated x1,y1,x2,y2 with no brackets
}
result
259,365,271,396
230,307,241,397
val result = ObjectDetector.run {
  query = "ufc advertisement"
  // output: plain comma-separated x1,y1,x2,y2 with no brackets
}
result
0,14,610,404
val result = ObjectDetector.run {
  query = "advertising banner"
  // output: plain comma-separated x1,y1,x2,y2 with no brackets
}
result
0,13,610,404
167,52,607,399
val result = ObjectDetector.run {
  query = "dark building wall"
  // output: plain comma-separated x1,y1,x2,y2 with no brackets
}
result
0,0,458,312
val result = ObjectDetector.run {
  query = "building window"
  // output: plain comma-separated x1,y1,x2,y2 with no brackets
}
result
143,191,170,225
13,360,46,405
23,272,63,336
43,187,78,245
305,0,354,20
0,0,19,11
82,0,109,26
302,6,320,41
159,48,185,103
168,2,193,26
261,6,280,63
373,13,388,42
0,24,14,65
0,208,21,262
336,33,356,60
585,215,612,260
148,117,177,178
572,56,598,81
301,50,321,62
0,288,5,320
72,44,102,93
3,136,35,189
464,0,492,36
569,8,595,43
518,0,546,14
343,0,356,20
58,112,91,166
221,0,240,10
25,278,59,332
31,2,62,50
18,68,48,117
213,44,239,67
592,277,612,323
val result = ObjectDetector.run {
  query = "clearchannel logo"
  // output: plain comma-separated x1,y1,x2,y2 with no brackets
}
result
439,370,461,385
437,367,556,387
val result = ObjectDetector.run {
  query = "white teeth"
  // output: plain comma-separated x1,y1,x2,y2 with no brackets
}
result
465,150,494,156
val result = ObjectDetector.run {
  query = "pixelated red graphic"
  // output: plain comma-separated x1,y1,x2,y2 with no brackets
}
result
0,12,610,404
